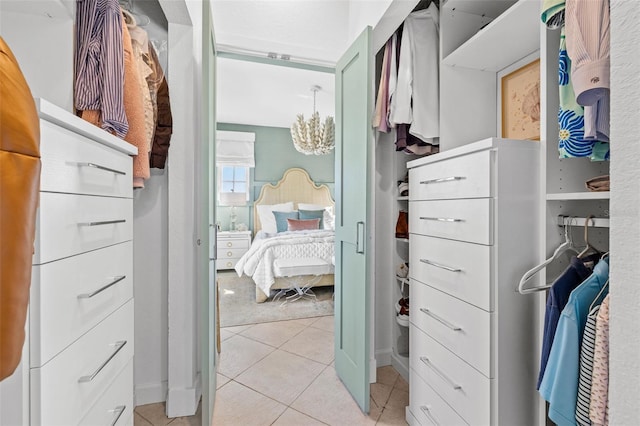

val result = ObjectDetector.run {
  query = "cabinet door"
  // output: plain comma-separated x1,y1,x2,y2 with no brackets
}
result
334,26,372,414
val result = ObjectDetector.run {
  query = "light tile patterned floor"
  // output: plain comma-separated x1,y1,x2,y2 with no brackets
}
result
134,315,408,426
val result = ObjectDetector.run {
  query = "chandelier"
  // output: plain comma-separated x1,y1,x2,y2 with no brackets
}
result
291,85,335,155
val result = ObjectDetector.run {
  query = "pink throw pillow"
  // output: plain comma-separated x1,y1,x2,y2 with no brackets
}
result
287,218,320,231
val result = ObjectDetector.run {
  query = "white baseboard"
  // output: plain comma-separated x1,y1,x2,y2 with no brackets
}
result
375,348,392,368
166,373,202,418
135,381,168,406
391,352,409,382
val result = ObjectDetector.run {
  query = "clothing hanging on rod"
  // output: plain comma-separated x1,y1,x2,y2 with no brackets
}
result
539,255,609,426
590,293,609,425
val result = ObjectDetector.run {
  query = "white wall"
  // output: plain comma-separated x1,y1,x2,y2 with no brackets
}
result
610,0,640,423
348,0,393,47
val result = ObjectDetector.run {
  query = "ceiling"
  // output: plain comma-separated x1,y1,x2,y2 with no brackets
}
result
211,0,350,128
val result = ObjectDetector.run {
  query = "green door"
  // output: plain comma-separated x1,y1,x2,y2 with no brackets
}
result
202,2,217,424
334,27,372,414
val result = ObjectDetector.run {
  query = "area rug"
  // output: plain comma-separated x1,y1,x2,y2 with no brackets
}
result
218,272,334,327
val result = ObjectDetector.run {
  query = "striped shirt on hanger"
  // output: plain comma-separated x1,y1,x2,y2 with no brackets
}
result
575,304,600,425
75,0,128,138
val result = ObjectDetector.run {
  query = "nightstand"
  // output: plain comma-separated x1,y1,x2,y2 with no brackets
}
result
216,231,252,270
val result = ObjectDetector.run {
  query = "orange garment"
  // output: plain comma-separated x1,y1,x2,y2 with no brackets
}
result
121,15,150,188
0,36,41,381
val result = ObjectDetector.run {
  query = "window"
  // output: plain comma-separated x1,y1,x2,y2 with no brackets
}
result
219,166,248,197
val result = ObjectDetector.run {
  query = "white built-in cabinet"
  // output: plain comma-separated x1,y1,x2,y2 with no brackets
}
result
370,0,610,424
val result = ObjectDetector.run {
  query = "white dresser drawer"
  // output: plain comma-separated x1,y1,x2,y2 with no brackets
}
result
40,121,133,198
410,369,468,426
409,199,493,245
217,248,247,259
30,242,133,367
410,325,490,424
218,238,250,250
409,150,492,201
34,192,133,264
78,359,133,426
410,281,492,378
410,234,492,311
218,258,240,270
30,301,134,426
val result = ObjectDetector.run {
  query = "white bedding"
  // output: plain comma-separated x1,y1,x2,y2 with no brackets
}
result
235,230,335,296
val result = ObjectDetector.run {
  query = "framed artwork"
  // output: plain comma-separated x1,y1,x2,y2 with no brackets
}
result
501,58,540,140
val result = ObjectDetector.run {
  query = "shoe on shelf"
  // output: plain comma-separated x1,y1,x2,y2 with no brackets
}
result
396,262,409,278
398,181,409,197
395,211,409,239
396,305,409,327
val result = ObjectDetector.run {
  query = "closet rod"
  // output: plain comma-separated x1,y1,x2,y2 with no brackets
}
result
557,215,610,228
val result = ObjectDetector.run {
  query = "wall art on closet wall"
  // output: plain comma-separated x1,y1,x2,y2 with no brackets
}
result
501,58,541,141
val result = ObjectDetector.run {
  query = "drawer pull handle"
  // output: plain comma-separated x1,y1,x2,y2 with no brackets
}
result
109,405,126,426
420,356,462,390
419,217,464,223
227,262,233,267
79,219,127,227
227,251,233,257
420,176,465,185
78,162,126,176
420,259,461,272
420,405,440,425
78,340,127,383
227,242,233,247
420,308,462,331
78,275,126,299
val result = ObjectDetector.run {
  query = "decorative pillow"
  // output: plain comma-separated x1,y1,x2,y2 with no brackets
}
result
298,203,335,230
256,202,294,234
299,209,324,229
287,218,321,231
273,211,299,233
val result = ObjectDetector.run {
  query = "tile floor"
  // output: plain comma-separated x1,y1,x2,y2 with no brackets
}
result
135,315,409,426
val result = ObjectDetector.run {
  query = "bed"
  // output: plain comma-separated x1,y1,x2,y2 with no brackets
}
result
234,168,335,303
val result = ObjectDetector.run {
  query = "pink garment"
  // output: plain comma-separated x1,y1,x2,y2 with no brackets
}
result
373,38,392,132
589,293,609,426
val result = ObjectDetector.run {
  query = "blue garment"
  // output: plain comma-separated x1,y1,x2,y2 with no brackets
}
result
539,257,609,426
537,254,600,389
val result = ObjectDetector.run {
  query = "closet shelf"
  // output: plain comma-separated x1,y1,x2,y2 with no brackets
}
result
396,237,410,243
397,196,409,201
442,0,540,71
547,192,610,201
395,276,409,285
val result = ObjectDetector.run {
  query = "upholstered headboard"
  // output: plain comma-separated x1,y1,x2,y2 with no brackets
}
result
253,168,334,235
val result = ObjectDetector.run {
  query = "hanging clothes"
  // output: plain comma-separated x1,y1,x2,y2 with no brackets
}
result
590,294,610,426
121,13,150,188
389,2,439,144
542,0,566,29
149,42,173,169
575,303,601,425
372,38,392,132
122,9,155,155
557,27,609,161
539,256,609,426
387,32,398,130
538,254,601,388
75,0,128,138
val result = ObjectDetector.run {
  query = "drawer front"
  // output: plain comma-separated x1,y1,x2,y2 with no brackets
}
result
30,242,133,367
79,359,133,426
34,192,133,264
217,258,239,270
40,121,133,198
410,234,492,311
30,300,134,426
409,199,493,245
410,281,492,377
218,238,250,250
409,150,492,201
410,369,468,426
410,325,490,424
216,248,247,259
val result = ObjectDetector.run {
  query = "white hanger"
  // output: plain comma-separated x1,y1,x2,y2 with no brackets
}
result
577,215,599,258
518,218,580,294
